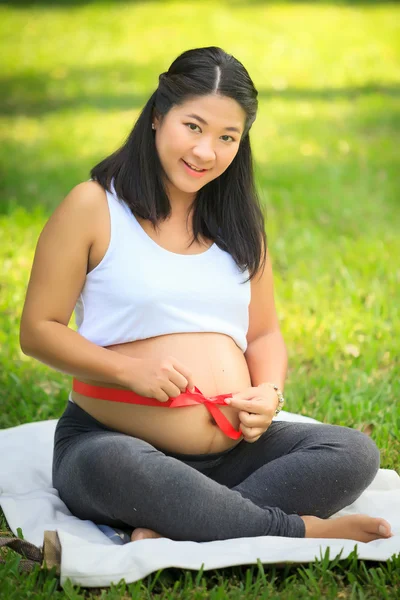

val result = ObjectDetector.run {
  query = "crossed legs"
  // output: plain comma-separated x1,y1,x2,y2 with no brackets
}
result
53,406,393,543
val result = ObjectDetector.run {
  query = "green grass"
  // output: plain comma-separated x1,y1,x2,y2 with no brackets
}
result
1,0,399,597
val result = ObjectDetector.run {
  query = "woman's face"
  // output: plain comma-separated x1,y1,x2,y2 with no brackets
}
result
153,94,246,204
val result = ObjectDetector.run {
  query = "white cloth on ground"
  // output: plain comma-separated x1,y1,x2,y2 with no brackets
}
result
0,411,399,588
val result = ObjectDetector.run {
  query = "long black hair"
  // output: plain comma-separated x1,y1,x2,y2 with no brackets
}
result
91,46,267,283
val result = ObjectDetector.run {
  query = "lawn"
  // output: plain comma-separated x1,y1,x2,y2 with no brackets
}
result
0,0,399,597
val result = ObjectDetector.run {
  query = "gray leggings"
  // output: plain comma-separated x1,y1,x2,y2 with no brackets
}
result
52,401,380,541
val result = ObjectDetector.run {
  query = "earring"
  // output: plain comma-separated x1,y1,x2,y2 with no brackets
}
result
152,123,156,130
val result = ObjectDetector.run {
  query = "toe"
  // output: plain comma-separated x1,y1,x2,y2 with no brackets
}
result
377,519,392,537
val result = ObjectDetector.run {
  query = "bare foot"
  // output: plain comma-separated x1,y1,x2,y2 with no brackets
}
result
301,514,394,543
131,527,165,542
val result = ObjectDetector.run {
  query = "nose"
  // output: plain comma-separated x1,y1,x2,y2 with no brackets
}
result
192,138,216,165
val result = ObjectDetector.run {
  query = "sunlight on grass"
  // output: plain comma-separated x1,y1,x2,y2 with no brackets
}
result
1,2,399,594
1,0,399,437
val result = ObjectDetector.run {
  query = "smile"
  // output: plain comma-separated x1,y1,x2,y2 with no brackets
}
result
181,159,209,178
183,160,208,172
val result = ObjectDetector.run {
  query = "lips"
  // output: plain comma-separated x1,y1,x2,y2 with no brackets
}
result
183,160,208,172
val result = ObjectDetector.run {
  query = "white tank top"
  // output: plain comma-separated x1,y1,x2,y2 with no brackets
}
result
74,185,251,352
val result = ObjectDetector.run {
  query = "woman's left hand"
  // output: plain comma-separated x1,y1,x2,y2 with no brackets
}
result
225,383,279,443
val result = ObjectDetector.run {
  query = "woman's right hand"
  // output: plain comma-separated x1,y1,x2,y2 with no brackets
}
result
121,356,196,403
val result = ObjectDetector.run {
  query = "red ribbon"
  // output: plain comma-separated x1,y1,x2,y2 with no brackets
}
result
72,379,242,440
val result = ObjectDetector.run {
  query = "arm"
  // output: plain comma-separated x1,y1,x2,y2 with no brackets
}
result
19,181,138,386
244,250,287,391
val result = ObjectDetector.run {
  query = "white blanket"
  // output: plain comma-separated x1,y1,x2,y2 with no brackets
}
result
1,412,399,588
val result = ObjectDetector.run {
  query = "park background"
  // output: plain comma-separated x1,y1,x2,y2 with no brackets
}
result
1,0,399,597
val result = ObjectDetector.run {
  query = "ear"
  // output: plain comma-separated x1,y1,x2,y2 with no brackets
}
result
152,111,161,130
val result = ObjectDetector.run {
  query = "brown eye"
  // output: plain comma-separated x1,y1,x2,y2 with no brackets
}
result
185,123,201,132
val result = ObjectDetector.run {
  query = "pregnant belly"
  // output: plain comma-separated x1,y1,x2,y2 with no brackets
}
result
71,332,252,454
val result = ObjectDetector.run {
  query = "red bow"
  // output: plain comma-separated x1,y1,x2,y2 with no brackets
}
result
72,380,242,440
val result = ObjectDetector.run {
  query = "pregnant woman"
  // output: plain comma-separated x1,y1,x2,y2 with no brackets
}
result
20,46,392,543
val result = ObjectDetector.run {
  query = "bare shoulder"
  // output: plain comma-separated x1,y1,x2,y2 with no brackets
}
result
56,180,107,224
19,180,109,338
69,179,106,202
42,180,109,254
